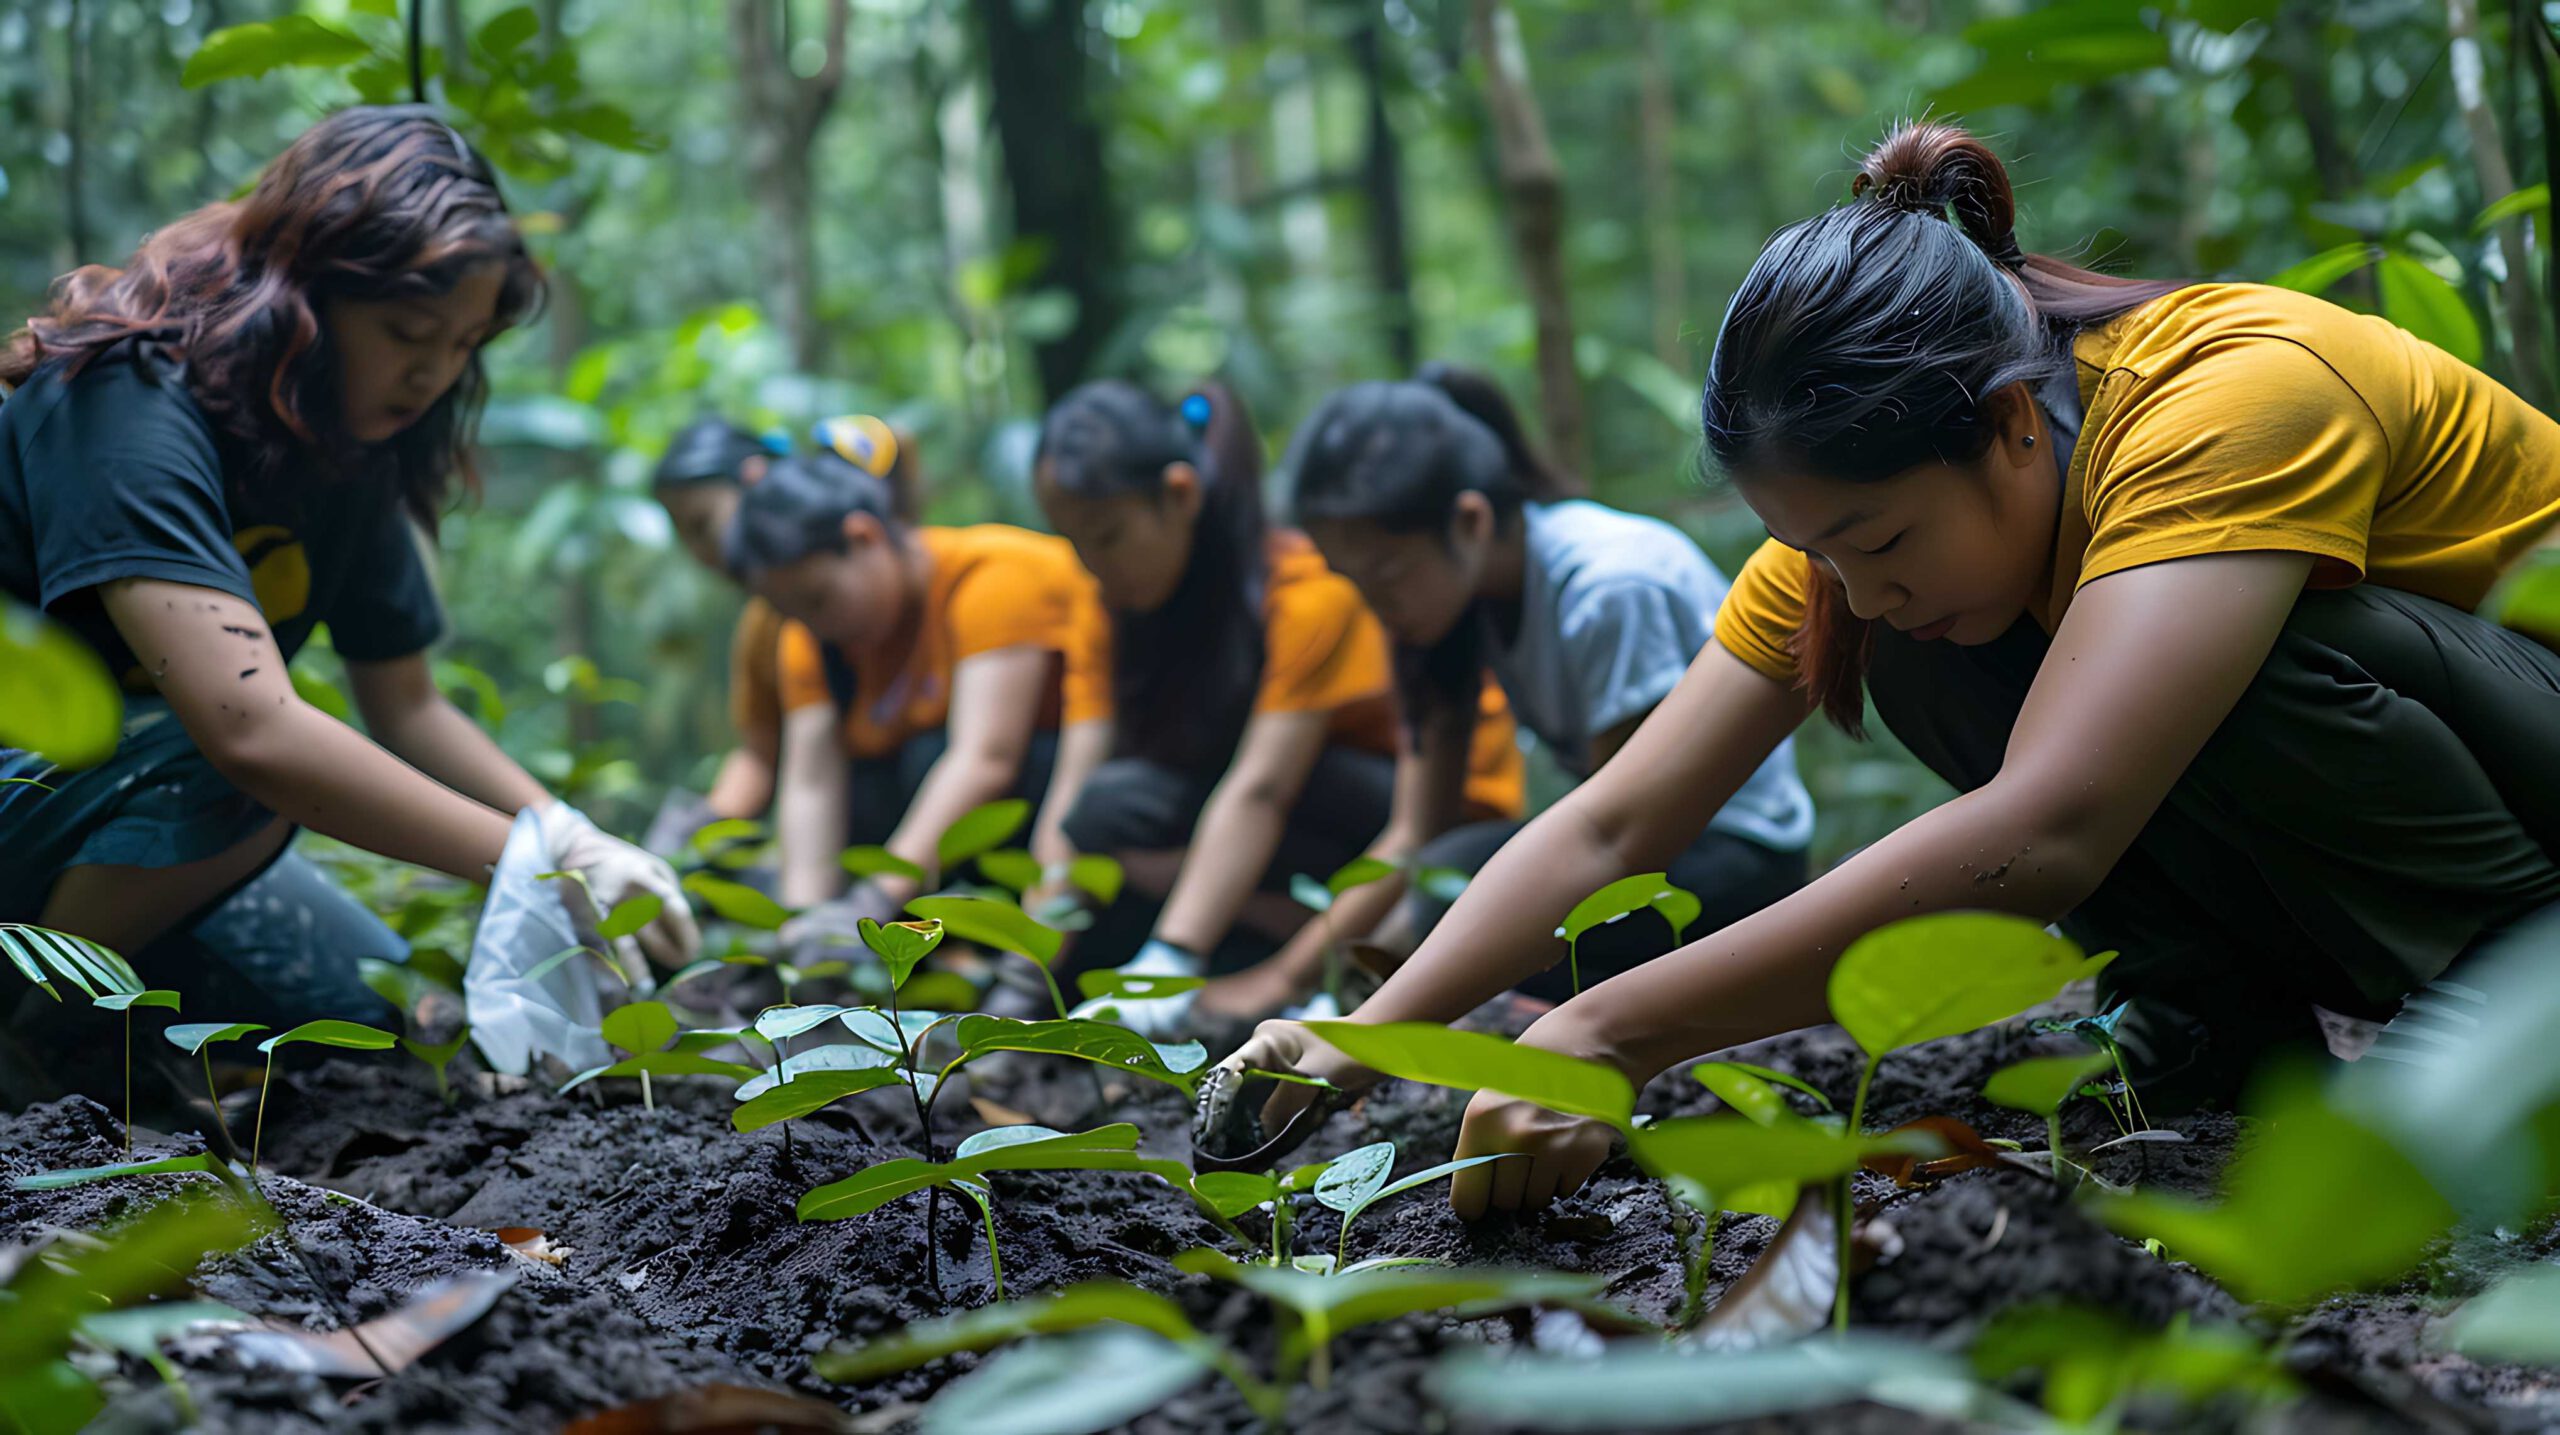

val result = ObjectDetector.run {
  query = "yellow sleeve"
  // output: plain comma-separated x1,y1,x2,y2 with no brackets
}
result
1461,676,1527,818
1061,580,1115,726
1713,538,1810,686
728,599,786,742
944,556,1074,662
2076,337,2386,592
1257,570,1393,716
776,619,832,715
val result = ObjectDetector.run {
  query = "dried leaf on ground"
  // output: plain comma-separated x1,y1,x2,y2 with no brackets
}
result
493,1227,572,1265
1691,1186,1837,1351
223,1270,514,1377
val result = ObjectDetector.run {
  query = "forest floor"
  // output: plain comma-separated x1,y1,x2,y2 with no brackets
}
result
6,989,2559,1434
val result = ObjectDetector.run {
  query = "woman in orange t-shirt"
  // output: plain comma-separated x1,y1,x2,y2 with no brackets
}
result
1032,381,1523,1035
727,446,1106,947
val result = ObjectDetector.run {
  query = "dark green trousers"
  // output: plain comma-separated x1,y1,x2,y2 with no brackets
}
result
1867,585,2560,1022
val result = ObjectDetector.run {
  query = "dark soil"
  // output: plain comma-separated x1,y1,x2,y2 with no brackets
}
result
7,992,2559,1434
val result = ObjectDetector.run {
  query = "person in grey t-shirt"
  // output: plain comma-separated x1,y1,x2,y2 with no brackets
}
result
1188,365,1811,1019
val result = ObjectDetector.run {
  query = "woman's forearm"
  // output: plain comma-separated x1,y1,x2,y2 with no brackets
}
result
884,746,1024,894
1154,784,1294,955
1030,720,1110,872
368,694,552,815
216,703,515,880
706,746,777,822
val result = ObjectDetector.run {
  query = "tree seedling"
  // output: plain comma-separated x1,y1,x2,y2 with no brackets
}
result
561,1000,760,1111
905,895,1067,1017
1982,1052,2113,1182
1309,1140,1514,1268
1969,1303,2296,1427
250,1020,397,1173
92,989,181,1157
162,1022,266,1162
401,1028,475,1107
1289,856,1398,1009
1556,873,1699,997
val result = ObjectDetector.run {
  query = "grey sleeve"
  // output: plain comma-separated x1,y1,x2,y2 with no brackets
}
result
1558,577,1709,738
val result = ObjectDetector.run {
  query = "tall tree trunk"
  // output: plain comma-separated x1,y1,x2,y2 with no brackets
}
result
64,0,91,266
730,0,851,376
1633,0,1685,368
2448,0,2551,405
1470,0,1589,479
974,0,1126,398
1348,8,1417,372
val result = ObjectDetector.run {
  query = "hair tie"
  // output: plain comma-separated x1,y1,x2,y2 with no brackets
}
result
759,428,792,456
1179,393,1213,430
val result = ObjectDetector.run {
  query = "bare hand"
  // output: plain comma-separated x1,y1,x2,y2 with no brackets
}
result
1447,1088,1616,1219
1219,1018,1384,1136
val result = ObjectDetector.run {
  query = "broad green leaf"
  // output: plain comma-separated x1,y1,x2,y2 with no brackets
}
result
858,919,944,989
1693,1063,1792,1127
919,1326,1207,1435
842,845,927,883
93,989,179,1014
955,1124,1079,1161
1312,1141,1395,1213
2378,252,2484,366
1652,886,1702,943
1633,1116,1939,1195
12,1154,222,1191
165,1021,266,1055
1694,1060,1834,1116
1301,1020,1635,1127
474,4,539,55
1176,1249,1605,1372
600,1001,677,1055
754,1003,857,1044
1826,913,2114,1060
1983,1053,2113,1114
181,16,370,88
1289,873,1333,913
596,893,663,941
1971,1304,2291,1424
938,799,1030,871
2473,183,2549,235
732,1067,908,1131
256,1019,396,1055
813,1280,1201,1381
669,1025,766,1056
842,1007,954,1053
907,896,1062,966
401,1030,472,1070
1431,1333,1982,1429
1067,854,1124,905
732,1041,898,1101
1189,1171,1281,1220
1559,873,1677,943
1413,866,1471,903
692,818,766,854
2091,1071,2453,1308
2267,242,2378,295
2442,1265,2560,1363
955,1016,1209,1091
899,971,982,1013
976,848,1044,893
2496,560,2560,641
0,602,121,767
681,872,791,930
800,1124,1151,1219
0,1192,261,1379
2,924,141,1002
596,1051,760,1083
1075,969,1206,1002
1327,856,1398,896
1345,1154,1515,1220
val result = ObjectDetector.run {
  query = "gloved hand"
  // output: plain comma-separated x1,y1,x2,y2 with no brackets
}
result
1069,938,1207,1038
777,881,901,965
640,788,718,858
541,802,701,969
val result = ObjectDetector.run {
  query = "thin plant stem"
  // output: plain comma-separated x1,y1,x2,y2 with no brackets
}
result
1567,936,1582,997
887,984,940,1288
979,1198,1004,1300
1835,1056,1880,1333
199,1051,240,1164
252,1051,275,1173
2048,1110,2066,1182
123,1009,133,1159
640,1069,654,1113
2110,1043,2151,1131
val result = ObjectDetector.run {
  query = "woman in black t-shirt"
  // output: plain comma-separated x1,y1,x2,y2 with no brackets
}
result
0,107,697,1023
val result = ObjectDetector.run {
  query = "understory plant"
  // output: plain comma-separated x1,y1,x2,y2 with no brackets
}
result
1555,873,1699,996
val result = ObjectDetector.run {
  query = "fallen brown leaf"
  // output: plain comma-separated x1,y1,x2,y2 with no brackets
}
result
493,1227,571,1265
1862,1115,2007,1187
224,1270,514,1377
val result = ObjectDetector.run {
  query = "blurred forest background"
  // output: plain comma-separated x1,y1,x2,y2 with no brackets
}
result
6,0,2556,871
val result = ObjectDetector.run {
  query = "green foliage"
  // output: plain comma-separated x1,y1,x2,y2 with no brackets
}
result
1065,855,1126,906
1559,873,1690,944
858,917,945,990
1311,1141,1514,1266
1692,1061,1833,1122
401,1029,474,1105
164,1022,266,1056
1632,1115,1935,1197
731,1040,896,1101
1984,1053,2113,1115
1827,915,2114,1062
954,1015,1210,1093
2377,253,2484,366
1,925,140,1003
1300,1020,1635,1127
800,1123,1150,1220
732,1067,908,1132
2440,1265,2560,1363
974,849,1044,893
937,799,1030,873
815,1279,1204,1381
842,846,928,884
11,1153,226,1192
92,989,178,1015
594,893,663,941
907,896,1062,966
1971,1305,2294,1425
1075,969,1207,1003
599,1000,676,1056
255,1019,397,1056
1175,1248,1605,1384
181,16,372,88
681,872,790,931
0,602,122,769
915,1327,1211,1435
1430,1334,1991,1429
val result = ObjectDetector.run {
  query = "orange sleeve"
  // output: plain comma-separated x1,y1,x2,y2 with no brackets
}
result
943,553,1077,663
1461,675,1527,818
728,599,786,742
1257,568,1393,716
1713,538,1810,686
776,619,832,714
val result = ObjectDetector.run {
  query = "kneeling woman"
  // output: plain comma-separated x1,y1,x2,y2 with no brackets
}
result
726,447,1107,939
1205,364,1813,1016
1233,121,2560,1215
0,108,697,1031
1034,382,1522,1030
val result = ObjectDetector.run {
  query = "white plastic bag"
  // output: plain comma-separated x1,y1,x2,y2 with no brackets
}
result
465,806,613,1077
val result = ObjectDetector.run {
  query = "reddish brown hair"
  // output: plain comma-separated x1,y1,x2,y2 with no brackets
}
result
1705,121,2184,733
3,105,543,526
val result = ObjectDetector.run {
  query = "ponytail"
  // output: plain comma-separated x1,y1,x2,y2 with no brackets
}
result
1036,379,1269,776
1703,120,2185,734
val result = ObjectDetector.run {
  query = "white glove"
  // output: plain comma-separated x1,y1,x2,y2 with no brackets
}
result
541,802,701,969
1068,939,1205,1038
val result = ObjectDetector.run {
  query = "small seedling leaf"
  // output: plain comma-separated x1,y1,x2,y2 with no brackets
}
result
955,1016,1209,1091
680,872,791,931
975,848,1043,893
1190,1171,1281,1220
1327,856,1398,896
841,1007,953,1053
13,1153,223,1190
754,1003,857,1044
256,1019,397,1055
732,1067,908,1131
906,895,1062,966
93,989,181,1014
691,817,766,854
732,1041,898,1101
1983,1053,2114,1114
841,845,927,883
598,1052,762,1083
2,924,141,1001
1652,885,1702,943
1693,1063,1792,1127
1075,969,1207,1003
1302,1020,1635,1127
1313,1141,1396,1214
165,1021,267,1055
813,1280,1202,1382
799,1124,1151,1220
1632,1116,1938,1196
937,799,1030,871
1347,1154,1513,1221
595,893,663,941
857,919,944,989
402,1031,473,1069
1067,854,1125,904
1560,873,1677,943
1827,913,2115,1061
919,1326,1207,1435
599,1000,678,1055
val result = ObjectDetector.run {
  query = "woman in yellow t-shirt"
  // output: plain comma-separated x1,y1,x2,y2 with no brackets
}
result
1228,121,2560,1218
726,446,1106,947
1033,381,1523,1034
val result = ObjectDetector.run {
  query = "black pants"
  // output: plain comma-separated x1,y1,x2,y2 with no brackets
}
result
1402,819,1808,1004
1058,746,1396,970
1867,586,2560,1024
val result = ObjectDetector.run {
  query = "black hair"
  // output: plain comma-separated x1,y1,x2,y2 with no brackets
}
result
725,448,904,577
1036,379,1267,777
1286,363,1576,733
1701,120,2185,734
653,415,767,489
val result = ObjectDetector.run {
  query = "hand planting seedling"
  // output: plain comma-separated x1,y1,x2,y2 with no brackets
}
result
1555,873,1700,996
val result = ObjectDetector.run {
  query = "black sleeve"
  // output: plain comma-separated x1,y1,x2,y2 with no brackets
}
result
25,363,259,614
324,495,446,661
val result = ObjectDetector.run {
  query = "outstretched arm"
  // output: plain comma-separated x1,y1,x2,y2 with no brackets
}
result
347,651,553,815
